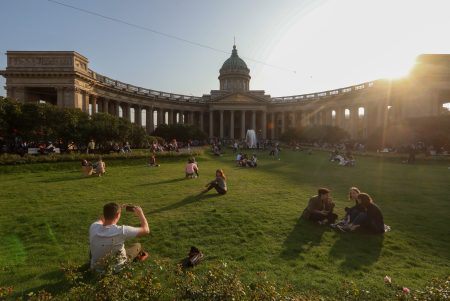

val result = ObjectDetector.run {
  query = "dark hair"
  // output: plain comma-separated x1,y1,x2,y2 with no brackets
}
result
103,202,120,220
357,193,373,208
318,188,330,196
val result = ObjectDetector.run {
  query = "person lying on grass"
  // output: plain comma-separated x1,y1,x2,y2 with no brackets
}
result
302,188,337,225
89,202,150,273
337,193,386,234
201,169,227,195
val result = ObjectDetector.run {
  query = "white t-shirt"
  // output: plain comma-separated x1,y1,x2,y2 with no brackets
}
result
89,222,140,271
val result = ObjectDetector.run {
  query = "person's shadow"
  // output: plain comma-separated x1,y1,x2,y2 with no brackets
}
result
328,231,384,272
280,217,327,260
150,193,221,214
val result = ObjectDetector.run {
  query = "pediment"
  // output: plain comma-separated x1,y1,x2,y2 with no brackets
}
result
210,92,270,104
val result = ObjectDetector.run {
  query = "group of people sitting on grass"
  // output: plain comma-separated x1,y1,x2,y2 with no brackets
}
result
81,157,106,177
329,149,356,167
302,187,388,234
236,153,258,167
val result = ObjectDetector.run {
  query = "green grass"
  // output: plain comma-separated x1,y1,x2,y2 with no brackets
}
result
0,150,449,299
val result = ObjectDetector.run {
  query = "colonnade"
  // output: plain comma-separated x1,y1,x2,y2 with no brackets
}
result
81,94,379,140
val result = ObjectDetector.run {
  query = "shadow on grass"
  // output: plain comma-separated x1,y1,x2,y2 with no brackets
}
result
328,232,384,271
150,193,222,214
280,218,327,260
138,177,186,186
17,270,68,299
37,174,95,183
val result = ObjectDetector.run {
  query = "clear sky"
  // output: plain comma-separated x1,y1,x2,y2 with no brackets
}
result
1,0,450,97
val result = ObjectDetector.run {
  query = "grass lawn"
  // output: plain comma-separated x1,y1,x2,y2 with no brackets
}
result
0,150,449,299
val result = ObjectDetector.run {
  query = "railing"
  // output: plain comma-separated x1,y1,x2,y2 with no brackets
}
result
88,69,374,105
271,81,376,103
89,69,205,103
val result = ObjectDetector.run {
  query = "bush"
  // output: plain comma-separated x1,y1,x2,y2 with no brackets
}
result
0,149,204,166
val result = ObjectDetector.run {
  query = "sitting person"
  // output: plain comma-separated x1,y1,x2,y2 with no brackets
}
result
302,188,337,224
236,152,242,166
239,154,248,167
247,154,257,167
342,193,386,234
81,159,94,176
202,169,227,195
148,153,160,167
95,157,106,177
185,158,199,178
89,203,150,272
331,187,363,230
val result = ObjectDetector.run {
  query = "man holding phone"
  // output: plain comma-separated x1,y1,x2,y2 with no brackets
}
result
89,202,150,272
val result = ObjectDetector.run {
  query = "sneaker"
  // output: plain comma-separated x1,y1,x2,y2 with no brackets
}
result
135,251,149,262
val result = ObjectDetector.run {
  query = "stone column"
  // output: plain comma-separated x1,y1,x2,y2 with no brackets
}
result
83,92,90,113
271,112,275,139
125,103,132,121
261,111,267,139
241,110,246,139
209,110,214,138
351,107,359,139
167,109,173,125
103,99,109,114
230,110,235,139
281,112,286,134
199,112,204,132
219,110,224,139
92,96,97,114
56,87,65,107
291,111,296,128
189,111,195,125
135,106,142,126
157,108,164,125
252,111,256,130
146,107,154,133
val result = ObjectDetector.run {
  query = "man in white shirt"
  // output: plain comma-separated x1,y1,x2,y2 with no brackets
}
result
89,202,150,272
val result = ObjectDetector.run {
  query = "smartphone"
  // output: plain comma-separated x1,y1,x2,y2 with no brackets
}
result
125,205,136,212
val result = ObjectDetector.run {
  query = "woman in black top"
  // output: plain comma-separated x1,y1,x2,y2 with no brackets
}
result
348,193,385,234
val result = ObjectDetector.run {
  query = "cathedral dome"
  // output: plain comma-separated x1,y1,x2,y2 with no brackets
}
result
219,45,251,92
220,45,249,73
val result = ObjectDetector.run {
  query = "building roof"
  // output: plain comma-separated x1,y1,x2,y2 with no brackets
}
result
220,45,249,73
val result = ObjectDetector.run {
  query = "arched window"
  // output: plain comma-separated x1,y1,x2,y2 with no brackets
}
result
153,110,158,128
331,110,336,119
142,109,146,127
344,109,350,119
358,107,365,118
442,102,450,114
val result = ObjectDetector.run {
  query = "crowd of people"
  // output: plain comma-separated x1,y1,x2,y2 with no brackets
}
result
236,153,258,167
82,138,399,275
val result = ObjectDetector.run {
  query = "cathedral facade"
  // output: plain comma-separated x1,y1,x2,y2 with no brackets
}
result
1,46,450,140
